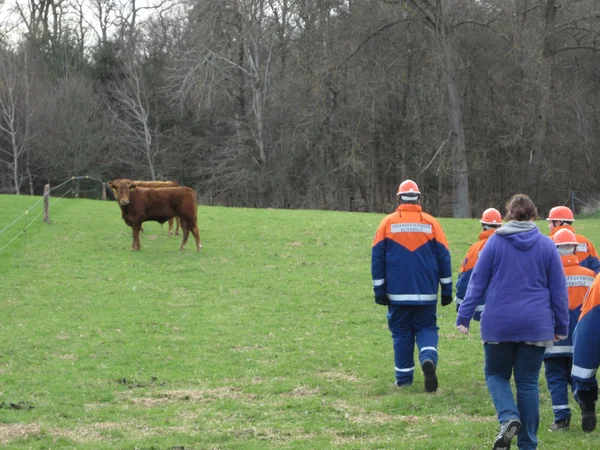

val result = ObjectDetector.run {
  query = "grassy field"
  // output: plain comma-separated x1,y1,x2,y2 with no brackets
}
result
1,194,600,449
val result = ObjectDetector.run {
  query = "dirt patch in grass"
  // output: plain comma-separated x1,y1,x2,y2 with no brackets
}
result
231,344,265,352
131,397,171,407
331,400,419,425
0,421,200,445
123,387,258,407
233,426,315,443
0,423,40,444
285,386,320,397
53,353,77,360
331,433,384,446
320,371,359,383
442,413,496,424
53,422,125,442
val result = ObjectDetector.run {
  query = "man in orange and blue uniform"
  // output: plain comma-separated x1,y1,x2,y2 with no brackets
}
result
572,270,600,433
371,180,452,392
455,208,502,321
547,206,600,274
543,229,595,431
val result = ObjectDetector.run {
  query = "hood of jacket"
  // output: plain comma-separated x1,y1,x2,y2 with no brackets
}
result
495,220,541,251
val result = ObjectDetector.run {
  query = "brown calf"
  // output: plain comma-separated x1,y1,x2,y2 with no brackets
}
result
132,180,181,235
108,179,201,251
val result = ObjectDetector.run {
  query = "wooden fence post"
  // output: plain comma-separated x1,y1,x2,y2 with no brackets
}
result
102,182,107,200
43,184,50,223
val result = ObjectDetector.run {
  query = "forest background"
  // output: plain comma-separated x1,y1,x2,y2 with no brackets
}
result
1,0,600,217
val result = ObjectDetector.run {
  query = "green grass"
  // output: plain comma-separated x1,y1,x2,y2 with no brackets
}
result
1,194,600,449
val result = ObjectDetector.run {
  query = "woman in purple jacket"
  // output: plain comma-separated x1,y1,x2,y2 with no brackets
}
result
456,194,569,450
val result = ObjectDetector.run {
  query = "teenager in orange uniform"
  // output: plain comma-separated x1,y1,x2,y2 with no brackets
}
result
543,229,595,431
572,271,600,432
371,180,452,392
547,206,600,273
455,208,502,320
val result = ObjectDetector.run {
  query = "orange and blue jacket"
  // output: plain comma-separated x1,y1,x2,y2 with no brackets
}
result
371,204,452,306
544,255,595,359
550,225,600,274
455,229,495,321
572,272,600,382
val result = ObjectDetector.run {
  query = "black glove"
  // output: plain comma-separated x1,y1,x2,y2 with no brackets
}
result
441,295,453,307
375,294,389,306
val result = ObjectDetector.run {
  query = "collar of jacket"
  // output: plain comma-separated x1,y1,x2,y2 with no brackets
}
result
550,224,576,237
561,254,580,267
397,204,422,213
479,229,496,241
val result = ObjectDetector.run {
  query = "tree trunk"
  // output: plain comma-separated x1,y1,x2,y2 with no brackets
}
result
441,27,470,217
526,0,556,199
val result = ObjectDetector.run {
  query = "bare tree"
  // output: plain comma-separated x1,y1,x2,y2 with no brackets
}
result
0,49,34,194
33,73,111,184
386,0,471,217
110,59,159,180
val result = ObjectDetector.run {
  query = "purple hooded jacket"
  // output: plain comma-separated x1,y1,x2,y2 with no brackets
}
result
456,221,569,342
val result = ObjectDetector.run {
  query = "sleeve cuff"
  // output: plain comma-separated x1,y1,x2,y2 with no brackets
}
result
373,287,386,296
555,325,568,337
456,316,470,328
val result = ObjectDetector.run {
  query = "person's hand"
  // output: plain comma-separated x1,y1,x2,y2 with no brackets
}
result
456,325,469,335
441,295,452,306
554,334,567,341
374,294,389,306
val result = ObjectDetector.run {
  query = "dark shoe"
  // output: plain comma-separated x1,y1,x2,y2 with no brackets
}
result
422,359,438,393
492,419,521,450
548,418,570,431
577,396,597,433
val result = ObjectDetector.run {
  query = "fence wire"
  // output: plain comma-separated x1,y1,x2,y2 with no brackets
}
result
0,174,108,255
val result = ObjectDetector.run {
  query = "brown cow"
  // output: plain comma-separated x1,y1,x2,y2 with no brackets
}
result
108,179,201,251
132,180,181,235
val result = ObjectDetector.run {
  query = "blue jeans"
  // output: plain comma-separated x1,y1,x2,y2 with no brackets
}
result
484,342,546,450
387,304,438,384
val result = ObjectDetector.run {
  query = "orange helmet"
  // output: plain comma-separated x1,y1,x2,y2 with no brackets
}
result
396,180,420,196
480,208,502,225
546,206,574,222
553,228,578,246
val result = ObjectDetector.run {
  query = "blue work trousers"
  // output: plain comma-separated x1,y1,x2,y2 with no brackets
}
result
544,357,575,422
387,304,438,385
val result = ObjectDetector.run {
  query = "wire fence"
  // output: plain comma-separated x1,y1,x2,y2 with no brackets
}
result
0,176,111,255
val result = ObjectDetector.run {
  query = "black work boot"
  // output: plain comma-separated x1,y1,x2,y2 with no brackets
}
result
577,390,597,433
422,359,438,393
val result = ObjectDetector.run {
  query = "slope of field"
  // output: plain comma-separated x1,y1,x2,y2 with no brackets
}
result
1,194,600,449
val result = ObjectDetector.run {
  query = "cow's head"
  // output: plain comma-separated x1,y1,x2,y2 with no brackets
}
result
109,179,137,206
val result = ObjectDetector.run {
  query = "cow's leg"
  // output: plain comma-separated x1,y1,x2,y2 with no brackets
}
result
191,220,202,251
132,223,142,251
175,217,181,236
168,218,174,235
179,220,190,251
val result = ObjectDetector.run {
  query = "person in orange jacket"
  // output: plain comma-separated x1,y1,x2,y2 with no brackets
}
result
371,180,452,392
543,229,595,431
455,208,502,321
547,206,600,273
572,271,600,432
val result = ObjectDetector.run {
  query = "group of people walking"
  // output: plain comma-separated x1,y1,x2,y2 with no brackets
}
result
371,180,600,450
